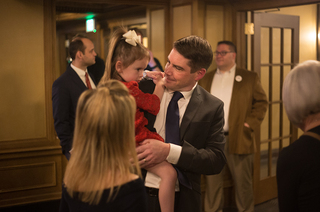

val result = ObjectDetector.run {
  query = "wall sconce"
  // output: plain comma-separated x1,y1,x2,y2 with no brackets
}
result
245,23,254,35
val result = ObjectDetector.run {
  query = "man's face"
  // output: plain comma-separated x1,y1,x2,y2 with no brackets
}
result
82,38,97,67
164,48,198,92
215,44,236,70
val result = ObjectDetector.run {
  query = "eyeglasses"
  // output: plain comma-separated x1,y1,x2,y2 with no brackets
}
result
214,51,234,56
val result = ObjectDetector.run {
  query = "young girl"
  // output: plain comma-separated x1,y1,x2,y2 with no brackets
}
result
99,28,177,212
61,80,147,211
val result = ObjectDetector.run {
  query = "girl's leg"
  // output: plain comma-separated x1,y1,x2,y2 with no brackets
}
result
147,161,177,212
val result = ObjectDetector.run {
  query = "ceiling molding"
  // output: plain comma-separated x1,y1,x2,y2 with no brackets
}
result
228,0,320,11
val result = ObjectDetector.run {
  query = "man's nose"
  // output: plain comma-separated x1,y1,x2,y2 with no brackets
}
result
165,65,171,75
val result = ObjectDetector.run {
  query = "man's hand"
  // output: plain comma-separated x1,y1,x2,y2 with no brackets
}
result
136,139,170,168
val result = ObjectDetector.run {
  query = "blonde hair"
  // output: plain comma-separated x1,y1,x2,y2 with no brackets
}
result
99,27,149,84
63,80,140,205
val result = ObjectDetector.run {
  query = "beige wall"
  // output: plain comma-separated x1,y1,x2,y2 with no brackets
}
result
0,0,46,141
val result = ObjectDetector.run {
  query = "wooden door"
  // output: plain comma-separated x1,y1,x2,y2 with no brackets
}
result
252,12,299,204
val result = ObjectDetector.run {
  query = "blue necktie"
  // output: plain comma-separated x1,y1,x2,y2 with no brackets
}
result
165,91,192,189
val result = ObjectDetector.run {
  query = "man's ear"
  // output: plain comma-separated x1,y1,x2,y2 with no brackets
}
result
115,61,123,73
75,50,83,60
195,68,206,81
232,52,237,61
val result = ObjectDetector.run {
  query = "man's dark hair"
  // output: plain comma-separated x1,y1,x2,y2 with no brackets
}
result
69,34,89,60
174,35,213,73
217,40,237,53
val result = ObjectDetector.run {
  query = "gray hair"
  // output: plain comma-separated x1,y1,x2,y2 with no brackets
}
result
283,60,320,127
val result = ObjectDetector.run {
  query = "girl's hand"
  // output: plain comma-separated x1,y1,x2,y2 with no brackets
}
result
145,71,165,85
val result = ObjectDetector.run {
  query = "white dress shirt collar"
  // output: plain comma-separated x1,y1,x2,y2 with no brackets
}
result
71,63,96,89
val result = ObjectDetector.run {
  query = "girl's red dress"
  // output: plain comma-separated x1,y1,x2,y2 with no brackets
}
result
123,81,164,145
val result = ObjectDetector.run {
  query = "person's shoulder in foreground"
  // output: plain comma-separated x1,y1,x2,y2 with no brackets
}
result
60,178,147,212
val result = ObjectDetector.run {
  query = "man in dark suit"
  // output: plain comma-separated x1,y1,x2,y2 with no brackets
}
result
199,41,268,212
137,35,226,212
52,35,97,160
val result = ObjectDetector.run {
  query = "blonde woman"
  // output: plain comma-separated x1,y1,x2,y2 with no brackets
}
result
59,80,147,212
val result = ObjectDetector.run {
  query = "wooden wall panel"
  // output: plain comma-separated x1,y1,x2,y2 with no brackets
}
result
0,162,56,193
150,9,166,66
0,153,63,207
0,0,64,208
173,5,192,41
205,4,224,72
0,0,46,142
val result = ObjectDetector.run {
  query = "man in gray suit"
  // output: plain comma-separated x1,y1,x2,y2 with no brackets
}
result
137,35,226,212
199,41,268,212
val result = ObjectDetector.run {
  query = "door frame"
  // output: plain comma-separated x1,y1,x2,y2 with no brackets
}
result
252,12,299,204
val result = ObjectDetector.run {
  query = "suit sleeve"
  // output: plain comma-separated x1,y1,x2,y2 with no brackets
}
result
246,73,268,129
52,80,73,158
177,96,226,175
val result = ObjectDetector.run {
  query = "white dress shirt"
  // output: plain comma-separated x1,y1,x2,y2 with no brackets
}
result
145,84,197,190
210,64,236,132
71,63,96,89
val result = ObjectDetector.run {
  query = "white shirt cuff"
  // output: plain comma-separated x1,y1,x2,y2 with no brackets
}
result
166,143,182,164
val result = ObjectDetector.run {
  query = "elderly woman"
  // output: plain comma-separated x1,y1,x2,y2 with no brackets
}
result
277,60,320,211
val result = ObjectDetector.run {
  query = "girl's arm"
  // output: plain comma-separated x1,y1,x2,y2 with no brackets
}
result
145,71,165,100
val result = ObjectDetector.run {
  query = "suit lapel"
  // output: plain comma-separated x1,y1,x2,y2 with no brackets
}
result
67,65,87,90
88,72,97,86
229,68,244,120
180,85,202,142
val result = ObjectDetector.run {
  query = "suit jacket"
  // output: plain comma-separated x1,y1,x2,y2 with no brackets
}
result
140,81,226,212
52,64,96,160
199,67,268,154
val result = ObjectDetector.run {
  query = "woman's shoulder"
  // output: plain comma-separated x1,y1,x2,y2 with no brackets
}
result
119,175,144,190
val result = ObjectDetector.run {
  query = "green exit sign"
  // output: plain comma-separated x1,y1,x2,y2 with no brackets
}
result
86,19,96,33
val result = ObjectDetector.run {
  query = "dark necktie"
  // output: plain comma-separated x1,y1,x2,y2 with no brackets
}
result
166,91,183,145
85,72,92,89
165,91,192,189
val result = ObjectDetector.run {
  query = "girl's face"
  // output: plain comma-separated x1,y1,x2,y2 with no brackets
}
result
117,58,149,82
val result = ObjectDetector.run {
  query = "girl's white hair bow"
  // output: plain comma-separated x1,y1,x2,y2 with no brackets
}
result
123,30,141,46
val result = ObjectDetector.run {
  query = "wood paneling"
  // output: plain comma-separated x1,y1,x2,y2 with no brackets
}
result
150,9,166,66
173,4,192,41
0,0,65,208
229,0,320,11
